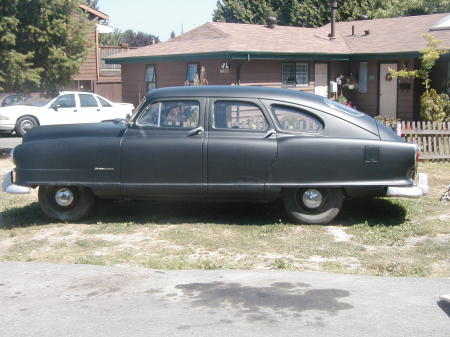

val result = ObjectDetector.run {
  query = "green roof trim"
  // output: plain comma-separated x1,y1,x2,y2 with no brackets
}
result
350,51,421,60
105,51,351,64
105,50,424,64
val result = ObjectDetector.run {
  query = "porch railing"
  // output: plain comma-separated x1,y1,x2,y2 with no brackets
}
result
381,120,450,160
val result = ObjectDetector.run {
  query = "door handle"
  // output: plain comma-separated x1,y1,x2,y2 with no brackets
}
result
187,126,203,136
97,108,101,111
263,129,276,138
73,109,78,112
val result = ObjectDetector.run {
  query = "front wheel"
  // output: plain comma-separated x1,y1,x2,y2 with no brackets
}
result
283,188,343,224
15,116,38,136
38,186,95,221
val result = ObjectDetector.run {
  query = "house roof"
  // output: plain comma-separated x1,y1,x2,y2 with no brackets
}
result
106,13,450,64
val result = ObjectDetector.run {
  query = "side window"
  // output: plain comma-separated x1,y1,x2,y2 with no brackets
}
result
137,101,199,128
212,101,268,131
271,105,322,132
51,94,76,109
97,96,112,107
79,94,98,107
145,65,156,90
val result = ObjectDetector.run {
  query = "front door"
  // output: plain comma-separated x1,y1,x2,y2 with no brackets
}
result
206,98,277,199
379,63,398,118
120,98,205,198
314,63,328,97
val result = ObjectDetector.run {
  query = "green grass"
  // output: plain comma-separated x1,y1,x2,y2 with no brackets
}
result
0,160,449,276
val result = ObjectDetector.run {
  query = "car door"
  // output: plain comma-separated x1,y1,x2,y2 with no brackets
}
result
78,93,102,123
44,93,79,125
206,98,278,199
120,98,205,198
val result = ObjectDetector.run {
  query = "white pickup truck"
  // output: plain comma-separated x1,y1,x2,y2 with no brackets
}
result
0,91,134,136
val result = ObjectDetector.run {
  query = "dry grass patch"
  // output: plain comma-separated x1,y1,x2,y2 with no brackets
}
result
0,157,449,276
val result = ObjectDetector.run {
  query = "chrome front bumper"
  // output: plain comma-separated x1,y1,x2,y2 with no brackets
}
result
386,173,429,198
2,170,30,194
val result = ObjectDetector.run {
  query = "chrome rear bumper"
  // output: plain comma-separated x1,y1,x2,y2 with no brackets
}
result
386,173,429,198
2,170,30,194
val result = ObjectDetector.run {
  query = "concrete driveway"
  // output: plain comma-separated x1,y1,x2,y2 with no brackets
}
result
0,133,21,152
0,262,449,337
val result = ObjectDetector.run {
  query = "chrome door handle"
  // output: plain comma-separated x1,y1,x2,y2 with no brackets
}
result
187,126,203,136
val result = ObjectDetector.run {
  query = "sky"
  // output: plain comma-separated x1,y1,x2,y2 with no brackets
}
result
98,0,219,42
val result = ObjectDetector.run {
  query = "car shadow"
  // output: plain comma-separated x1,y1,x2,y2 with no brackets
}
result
339,197,407,227
0,197,407,229
437,300,450,318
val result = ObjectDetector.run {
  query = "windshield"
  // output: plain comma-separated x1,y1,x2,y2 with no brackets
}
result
22,97,52,107
324,98,365,117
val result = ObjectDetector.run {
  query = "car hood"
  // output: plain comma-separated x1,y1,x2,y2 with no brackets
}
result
23,122,128,143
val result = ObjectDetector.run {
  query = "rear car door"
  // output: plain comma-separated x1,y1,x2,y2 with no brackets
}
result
78,93,101,123
120,98,205,198
206,98,277,199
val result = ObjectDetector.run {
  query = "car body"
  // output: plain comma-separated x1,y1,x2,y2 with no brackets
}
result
0,91,134,136
2,86,428,223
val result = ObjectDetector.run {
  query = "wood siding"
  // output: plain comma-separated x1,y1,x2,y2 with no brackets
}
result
73,30,98,81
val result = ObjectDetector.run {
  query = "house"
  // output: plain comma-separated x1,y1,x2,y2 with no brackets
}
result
67,4,133,102
105,11,450,120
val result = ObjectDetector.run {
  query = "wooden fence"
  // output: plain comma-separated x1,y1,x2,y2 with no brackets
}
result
382,120,450,160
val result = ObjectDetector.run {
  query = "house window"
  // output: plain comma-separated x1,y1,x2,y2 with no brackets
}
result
186,64,199,84
359,62,368,93
282,62,309,87
145,65,156,90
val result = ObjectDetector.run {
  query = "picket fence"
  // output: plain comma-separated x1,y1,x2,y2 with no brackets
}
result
382,120,450,160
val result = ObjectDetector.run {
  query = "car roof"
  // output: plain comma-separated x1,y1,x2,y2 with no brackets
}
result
146,85,325,105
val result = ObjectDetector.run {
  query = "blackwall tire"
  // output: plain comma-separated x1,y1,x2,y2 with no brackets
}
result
15,116,38,136
38,186,95,222
283,188,343,225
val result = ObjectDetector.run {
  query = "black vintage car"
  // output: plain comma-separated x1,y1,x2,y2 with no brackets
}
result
2,86,428,224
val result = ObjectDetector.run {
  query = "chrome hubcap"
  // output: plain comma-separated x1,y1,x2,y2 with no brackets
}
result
55,188,74,207
20,120,33,132
302,189,323,209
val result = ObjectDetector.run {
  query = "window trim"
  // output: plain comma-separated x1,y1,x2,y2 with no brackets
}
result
282,62,310,87
135,99,201,130
210,99,270,133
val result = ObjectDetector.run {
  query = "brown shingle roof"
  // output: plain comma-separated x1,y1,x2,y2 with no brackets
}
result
106,13,450,62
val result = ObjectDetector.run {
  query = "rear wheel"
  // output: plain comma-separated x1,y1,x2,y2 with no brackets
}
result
38,186,95,221
15,116,38,136
283,188,343,224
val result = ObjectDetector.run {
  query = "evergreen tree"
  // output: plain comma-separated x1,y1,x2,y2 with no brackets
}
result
170,31,176,39
99,29,160,47
85,0,99,10
0,0,91,95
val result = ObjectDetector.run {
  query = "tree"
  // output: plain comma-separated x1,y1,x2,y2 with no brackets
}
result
389,34,450,121
170,31,176,39
99,29,160,47
0,0,91,95
85,0,99,10
213,0,450,27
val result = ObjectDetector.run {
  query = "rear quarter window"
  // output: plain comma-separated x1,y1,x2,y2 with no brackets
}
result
271,105,323,132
